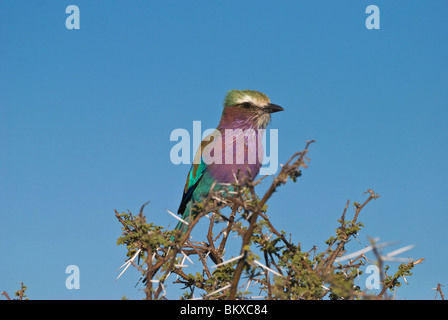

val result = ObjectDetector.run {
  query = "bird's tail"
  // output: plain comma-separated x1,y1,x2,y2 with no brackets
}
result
169,216,190,242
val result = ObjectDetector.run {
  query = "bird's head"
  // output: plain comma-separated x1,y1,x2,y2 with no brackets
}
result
220,89,284,129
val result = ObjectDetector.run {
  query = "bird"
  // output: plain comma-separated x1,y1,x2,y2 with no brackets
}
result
171,89,284,241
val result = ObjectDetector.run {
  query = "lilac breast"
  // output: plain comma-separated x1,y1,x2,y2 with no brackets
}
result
204,127,264,183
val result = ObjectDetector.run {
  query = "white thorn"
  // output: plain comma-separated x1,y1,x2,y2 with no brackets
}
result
166,209,189,225
205,283,231,297
385,244,415,258
181,251,194,264
212,254,244,269
253,260,283,277
116,249,141,280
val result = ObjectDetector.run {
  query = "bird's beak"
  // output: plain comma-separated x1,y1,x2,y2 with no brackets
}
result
265,103,284,113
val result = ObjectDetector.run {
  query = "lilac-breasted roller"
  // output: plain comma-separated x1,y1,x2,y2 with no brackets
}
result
172,89,284,240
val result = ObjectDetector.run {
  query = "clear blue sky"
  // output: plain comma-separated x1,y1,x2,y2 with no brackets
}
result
1,1,447,300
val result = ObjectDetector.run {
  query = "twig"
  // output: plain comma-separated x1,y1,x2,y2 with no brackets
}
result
228,140,315,299
434,283,445,300
1,291,11,300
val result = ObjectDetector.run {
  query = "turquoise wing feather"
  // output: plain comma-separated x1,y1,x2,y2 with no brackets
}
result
177,133,217,215
177,159,207,215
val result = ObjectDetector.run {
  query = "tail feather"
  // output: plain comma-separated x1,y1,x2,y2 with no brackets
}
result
170,216,190,242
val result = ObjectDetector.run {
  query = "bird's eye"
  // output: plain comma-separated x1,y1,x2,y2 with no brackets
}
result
241,102,251,108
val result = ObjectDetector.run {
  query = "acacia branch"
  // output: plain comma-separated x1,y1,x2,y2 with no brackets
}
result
228,140,315,299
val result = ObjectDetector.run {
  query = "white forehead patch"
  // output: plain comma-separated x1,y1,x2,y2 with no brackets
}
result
235,95,269,108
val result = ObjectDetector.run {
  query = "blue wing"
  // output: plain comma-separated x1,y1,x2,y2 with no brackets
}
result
177,132,218,215
177,160,207,215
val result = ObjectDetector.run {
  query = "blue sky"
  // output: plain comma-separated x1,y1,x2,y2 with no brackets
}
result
1,1,447,300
